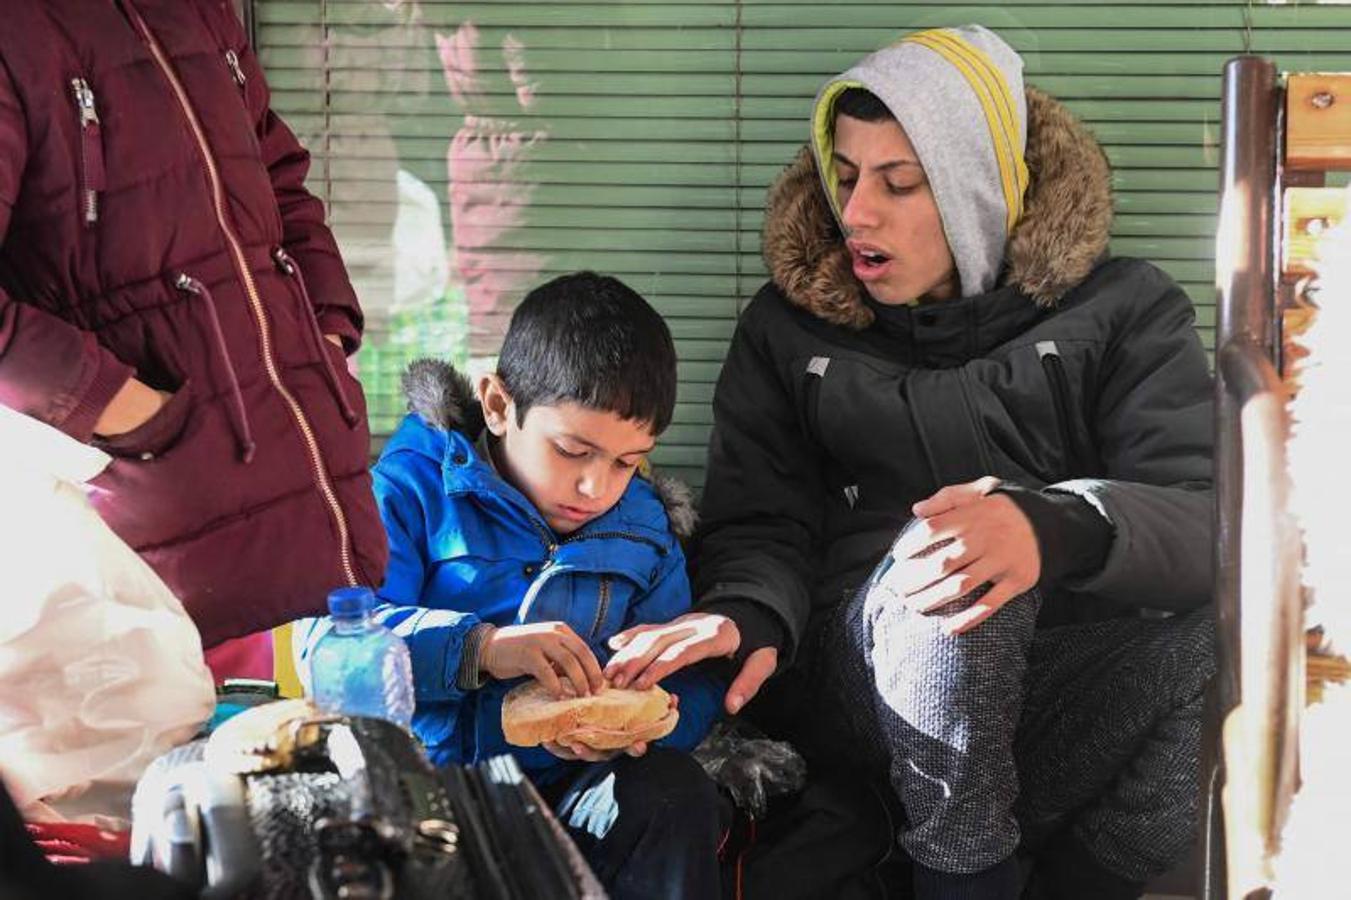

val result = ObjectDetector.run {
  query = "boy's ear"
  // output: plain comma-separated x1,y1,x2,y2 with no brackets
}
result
478,374,513,436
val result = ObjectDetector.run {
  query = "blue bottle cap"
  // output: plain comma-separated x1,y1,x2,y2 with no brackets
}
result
327,586,375,619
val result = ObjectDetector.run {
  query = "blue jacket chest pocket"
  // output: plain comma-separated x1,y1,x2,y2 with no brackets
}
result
520,568,648,652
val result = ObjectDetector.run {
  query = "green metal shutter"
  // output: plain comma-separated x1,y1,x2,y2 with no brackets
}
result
255,1,1351,489
256,1,738,488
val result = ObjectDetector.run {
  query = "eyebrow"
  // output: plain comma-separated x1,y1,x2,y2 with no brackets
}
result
561,433,655,458
832,150,922,174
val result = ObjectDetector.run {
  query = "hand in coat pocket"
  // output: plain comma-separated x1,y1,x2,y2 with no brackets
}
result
94,376,170,438
93,379,193,460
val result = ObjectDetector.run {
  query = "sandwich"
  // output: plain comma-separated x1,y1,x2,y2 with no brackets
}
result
501,681,678,750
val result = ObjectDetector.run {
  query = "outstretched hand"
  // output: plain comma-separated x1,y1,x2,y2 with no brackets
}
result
724,647,778,715
605,612,780,715
887,476,1040,635
605,612,736,690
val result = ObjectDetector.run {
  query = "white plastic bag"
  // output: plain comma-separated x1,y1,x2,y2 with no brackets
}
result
0,404,215,821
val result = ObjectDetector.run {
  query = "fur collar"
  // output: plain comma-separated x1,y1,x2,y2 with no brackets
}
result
402,358,485,437
761,88,1113,328
399,358,697,538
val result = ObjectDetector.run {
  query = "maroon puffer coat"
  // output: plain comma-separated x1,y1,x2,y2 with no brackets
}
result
0,0,388,647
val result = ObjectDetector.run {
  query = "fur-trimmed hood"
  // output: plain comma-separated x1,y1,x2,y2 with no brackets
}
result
398,358,697,538
402,357,485,436
762,87,1113,329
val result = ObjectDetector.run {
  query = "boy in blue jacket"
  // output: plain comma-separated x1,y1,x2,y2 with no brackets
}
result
299,272,722,899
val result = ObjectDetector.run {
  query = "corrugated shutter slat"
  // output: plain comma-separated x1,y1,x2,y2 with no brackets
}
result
256,1,1351,489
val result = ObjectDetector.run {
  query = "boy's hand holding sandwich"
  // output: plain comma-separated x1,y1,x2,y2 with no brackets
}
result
479,621,606,699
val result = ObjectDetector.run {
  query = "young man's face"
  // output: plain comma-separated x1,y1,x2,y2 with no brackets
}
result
831,113,959,305
480,376,656,535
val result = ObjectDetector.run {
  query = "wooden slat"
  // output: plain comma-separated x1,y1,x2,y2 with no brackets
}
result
1286,73,1351,170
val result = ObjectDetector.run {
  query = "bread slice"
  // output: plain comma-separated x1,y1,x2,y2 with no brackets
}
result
501,681,678,750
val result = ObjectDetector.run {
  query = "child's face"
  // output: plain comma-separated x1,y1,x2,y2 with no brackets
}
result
480,377,656,535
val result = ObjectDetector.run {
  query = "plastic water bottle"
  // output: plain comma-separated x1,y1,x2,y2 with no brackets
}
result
309,587,415,729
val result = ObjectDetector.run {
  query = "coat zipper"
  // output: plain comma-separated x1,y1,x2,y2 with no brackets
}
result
1036,341,1087,478
71,78,105,226
224,49,246,88
590,576,612,639
125,6,357,586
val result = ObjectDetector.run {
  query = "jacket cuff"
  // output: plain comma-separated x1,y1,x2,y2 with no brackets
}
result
700,598,786,668
316,308,362,355
63,345,134,442
999,484,1114,588
456,623,495,691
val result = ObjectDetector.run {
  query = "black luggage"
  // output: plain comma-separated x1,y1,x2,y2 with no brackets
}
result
130,709,603,899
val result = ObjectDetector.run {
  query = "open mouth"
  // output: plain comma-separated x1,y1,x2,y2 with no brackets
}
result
848,242,893,279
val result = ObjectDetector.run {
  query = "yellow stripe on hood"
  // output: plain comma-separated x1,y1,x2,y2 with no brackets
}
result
807,25,1030,298
900,29,1028,233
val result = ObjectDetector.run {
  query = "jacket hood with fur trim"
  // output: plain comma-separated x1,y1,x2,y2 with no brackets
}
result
399,358,697,538
762,87,1113,329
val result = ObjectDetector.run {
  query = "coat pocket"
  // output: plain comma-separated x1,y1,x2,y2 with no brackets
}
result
799,355,830,440
1036,341,1094,478
587,575,614,640
94,379,194,461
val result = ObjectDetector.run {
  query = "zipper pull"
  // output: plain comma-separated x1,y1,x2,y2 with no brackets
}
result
175,272,204,295
71,78,104,226
225,49,247,88
71,78,99,127
272,246,296,275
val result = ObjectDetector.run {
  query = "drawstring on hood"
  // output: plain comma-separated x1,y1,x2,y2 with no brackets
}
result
175,273,256,463
812,25,1029,301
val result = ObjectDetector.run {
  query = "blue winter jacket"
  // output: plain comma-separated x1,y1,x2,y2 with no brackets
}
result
296,362,720,782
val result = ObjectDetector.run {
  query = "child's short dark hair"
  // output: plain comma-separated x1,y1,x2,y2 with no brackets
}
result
498,272,677,434
834,87,892,123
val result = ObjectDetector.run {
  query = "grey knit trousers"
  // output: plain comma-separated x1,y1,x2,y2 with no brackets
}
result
803,581,1215,880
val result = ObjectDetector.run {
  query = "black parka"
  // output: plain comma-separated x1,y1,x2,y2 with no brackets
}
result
692,89,1213,661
